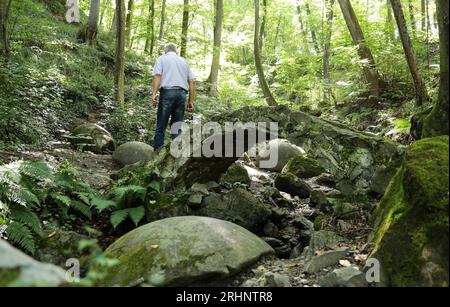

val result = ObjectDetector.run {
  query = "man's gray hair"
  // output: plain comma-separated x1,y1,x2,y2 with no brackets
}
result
165,44,178,54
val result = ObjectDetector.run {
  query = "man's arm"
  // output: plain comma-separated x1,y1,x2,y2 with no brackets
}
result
152,75,161,108
187,79,196,112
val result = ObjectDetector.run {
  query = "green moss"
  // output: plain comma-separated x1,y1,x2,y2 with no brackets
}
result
220,163,251,185
0,268,21,286
282,155,325,179
370,136,449,287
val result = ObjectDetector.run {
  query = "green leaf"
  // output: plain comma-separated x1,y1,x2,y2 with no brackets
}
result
78,239,98,252
147,181,161,193
75,192,91,205
70,200,92,219
9,205,42,236
51,193,71,207
90,197,117,212
128,206,145,226
110,209,129,229
112,185,147,201
6,222,35,255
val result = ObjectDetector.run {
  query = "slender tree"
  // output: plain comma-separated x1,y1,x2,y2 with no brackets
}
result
296,1,312,54
421,0,426,32
422,0,449,137
99,0,111,29
305,2,320,53
254,0,277,106
125,0,135,48
157,0,167,55
180,0,189,58
85,0,101,45
145,0,155,56
390,0,428,106
338,0,383,97
208,0,223,96
323,0,335,103
0,0,13,57
386,0,395,41
115,0,126,105
110,9,117,32
408,0,417,38
259,0,267,50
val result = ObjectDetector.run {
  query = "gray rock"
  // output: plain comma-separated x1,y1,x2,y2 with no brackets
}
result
188,194,203,208
72,123,116,153
190,183,210,195
220,163,251,185
292,215,314,231
310,190,331,210
243,272,291,287
257,139,304,172
101,216,274,286
198,189,272,232
274,173,312,199
263,221,279,237
305,248,349,274
302,231,344,260
290,243,304,259
0,240,66,287
113,141,154,166
282,155,325,178
319,267,368,287
315,173,337,188
262,237,284,248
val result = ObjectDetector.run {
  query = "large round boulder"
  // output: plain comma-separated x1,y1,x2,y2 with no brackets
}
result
72,123,116,153
100,216,274,286
369,136,449,287
0,240,66,287
257,139,305,172
113,141,155,166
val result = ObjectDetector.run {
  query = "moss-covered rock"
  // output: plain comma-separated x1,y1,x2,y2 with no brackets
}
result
274,172,312,199
220,163,251,185
0,240,66,287
99,216,274,286
369,136,449,287
113,141,155,166
256,139,304,172
282,155,325,178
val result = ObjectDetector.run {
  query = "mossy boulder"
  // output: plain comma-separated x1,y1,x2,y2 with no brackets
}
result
369,136,449,287
274,172,312,199
113,141,155,166
220,163,251,185
100,216,274,286
282,155,325,179
0,240,66,287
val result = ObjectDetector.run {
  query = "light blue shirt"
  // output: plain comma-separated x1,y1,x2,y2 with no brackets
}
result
152,52,195,91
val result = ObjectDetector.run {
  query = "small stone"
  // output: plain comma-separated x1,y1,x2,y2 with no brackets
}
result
190,183,209,195
310,190,331,210
188,194,203,208
319,267,368,287
305,248,349,274
274,173,312,199
263,221,279,237
292,215,314,230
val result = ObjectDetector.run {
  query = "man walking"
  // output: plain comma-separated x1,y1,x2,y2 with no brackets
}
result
152,44,196,150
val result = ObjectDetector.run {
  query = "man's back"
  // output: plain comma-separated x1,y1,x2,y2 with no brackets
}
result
153,52,194,91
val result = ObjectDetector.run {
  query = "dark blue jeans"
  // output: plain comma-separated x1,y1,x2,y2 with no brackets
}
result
154,89,187,149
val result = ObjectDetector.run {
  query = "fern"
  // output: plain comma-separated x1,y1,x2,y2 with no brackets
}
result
90,197,116,212
110,209,129,229
6,222,35,255
70,200,92,219
9,204,42,236
112,185,147,203
128,206,145,226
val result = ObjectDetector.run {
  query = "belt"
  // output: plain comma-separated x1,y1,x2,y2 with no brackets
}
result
161,87,186,91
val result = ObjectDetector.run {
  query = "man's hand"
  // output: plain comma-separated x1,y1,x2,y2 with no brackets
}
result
152,93,159,108
187,101,194,113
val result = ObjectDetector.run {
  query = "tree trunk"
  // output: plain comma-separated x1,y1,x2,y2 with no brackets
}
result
125,0,135,48
408,0,417,38
0,0,12,57
254,0,277,106
305,2,320,53
386,0,395,41
338,0,382,97
259,0,267,51
145,0,155,56
86,0,101,45
323,0,335,103
110,9,117,32
421,0,426,32
422,0,449,137
115,0,126,106
99,0,111,29
157,0,167,55
390,0,428,106
180,0,189,58
208,0,223,96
